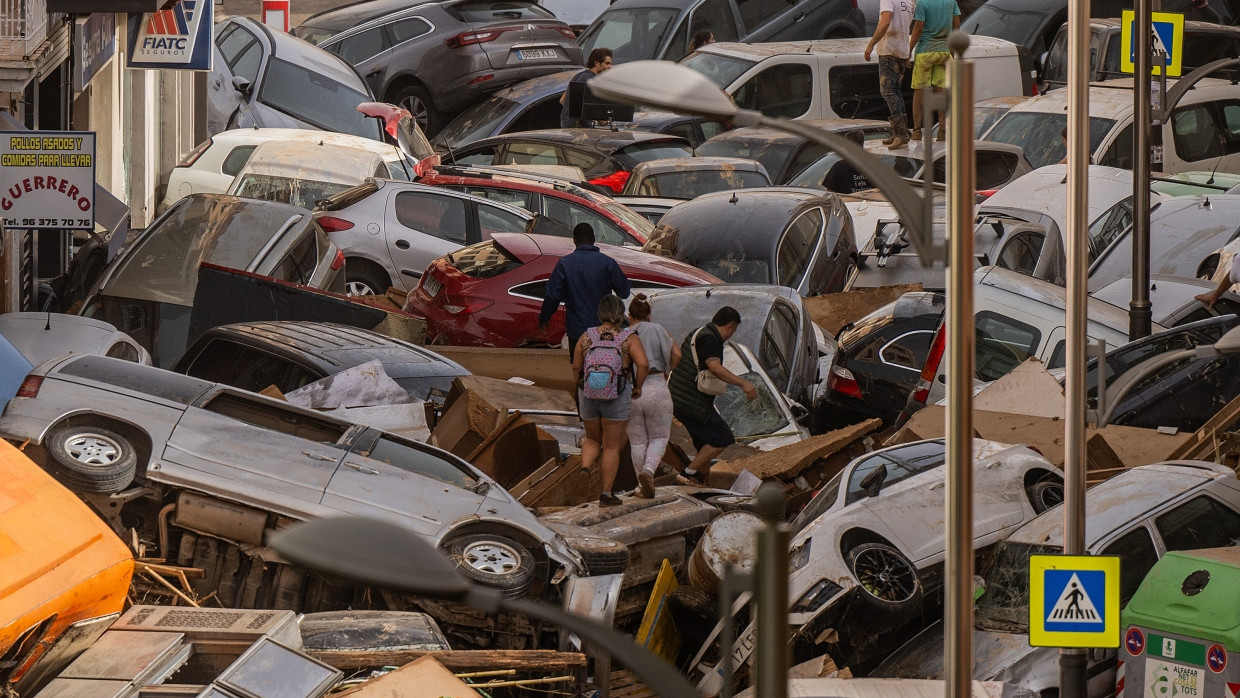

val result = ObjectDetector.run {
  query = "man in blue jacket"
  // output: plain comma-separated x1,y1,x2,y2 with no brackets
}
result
539,223,631,351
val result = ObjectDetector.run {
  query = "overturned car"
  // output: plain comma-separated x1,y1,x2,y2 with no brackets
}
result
0,354,583,646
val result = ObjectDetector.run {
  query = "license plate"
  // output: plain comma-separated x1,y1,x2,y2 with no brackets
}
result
422,275,442,297
518,48,558,60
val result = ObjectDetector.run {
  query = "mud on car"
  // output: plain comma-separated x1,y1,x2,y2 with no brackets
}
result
0,354,585,648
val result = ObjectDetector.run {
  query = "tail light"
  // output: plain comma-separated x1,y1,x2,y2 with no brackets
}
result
975,189,997,204
16,375,43,398
827,365,863,400
445,29,508,48
910,324,947,405
440,294,494,315
316,215,355,233
555,26,576,40
467,74,495,86
176,138,212,168
330,249,345,271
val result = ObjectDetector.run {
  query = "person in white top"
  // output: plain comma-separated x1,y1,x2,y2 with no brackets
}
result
864,0,916,149
1195,255,1240,309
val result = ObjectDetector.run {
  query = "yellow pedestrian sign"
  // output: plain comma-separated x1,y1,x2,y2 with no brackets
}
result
1120,10,1185,77
1029,554,1121,648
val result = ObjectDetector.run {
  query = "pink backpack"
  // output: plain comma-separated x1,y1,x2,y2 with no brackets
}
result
582,327,632,401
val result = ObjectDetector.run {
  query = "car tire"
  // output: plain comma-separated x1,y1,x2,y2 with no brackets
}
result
846,542,922,623
393,85,443,137
1027,480,1064,514
344,263,390,297
564,535,630,576
668,585,720,647
442,533,536,598
706,494,758,513
45,425,137,494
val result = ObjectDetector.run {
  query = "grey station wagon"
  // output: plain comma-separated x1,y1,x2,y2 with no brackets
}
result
0,354,582,601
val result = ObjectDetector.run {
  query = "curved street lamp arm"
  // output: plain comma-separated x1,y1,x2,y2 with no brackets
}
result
497,595,700,697
1162,58,1240,122
737,111,937,266
1098,347,1200,426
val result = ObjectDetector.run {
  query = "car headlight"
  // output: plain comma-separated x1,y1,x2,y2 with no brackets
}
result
789,539,811,573
791,578,844,614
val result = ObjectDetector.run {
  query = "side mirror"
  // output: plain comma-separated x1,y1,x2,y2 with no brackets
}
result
232,76,253,99
859,464,887,498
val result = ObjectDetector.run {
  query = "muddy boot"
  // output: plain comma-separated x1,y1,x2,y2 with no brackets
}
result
886,115,910,149
910,128,923,141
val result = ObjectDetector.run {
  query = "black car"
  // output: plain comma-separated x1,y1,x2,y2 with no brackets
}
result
964,0,1236,73
432,69,730,151
439,128,694,187
644,188,859,297
822,292,944,428
173,321,470,400
695,120,892,185
294,0,583,136
1089,314,1240,431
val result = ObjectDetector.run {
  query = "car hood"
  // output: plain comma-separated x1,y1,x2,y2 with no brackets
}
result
876,622,1041,686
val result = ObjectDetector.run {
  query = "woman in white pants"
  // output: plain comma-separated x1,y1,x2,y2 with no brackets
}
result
626,294,681,498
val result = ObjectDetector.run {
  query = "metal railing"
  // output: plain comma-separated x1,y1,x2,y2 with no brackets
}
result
0,0,49,59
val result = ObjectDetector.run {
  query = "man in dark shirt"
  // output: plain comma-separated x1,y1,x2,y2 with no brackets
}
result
668,306,757,485
560,48,614,128
539,223,631,350
822,130,874,194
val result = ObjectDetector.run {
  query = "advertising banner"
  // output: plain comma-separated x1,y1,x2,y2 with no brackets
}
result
127,0,213,71
0,132,97,231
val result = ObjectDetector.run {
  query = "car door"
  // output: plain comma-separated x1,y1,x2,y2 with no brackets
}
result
851,443,948,561
729,59,816,120
869,326,935,416
162,391,350,513
322,430,488,539
775,208,819,294
324,24,392,97
209,22,265,134
385,188,473,281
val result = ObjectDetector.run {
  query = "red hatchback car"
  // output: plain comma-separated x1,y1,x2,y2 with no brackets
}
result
418,167,654,247
405,232,720,347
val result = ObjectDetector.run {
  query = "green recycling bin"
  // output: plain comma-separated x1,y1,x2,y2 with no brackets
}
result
1119,547,1240,698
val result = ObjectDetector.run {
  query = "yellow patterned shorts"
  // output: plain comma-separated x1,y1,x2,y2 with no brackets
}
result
911,51,951,89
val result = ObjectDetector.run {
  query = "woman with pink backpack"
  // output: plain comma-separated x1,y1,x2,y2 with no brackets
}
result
573,295,649,507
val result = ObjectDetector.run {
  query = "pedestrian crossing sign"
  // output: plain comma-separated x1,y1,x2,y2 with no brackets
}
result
1029,554,1121,648
1120,10,1185,77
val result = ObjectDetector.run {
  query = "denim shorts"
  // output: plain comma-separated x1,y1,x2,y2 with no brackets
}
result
578,388,632,421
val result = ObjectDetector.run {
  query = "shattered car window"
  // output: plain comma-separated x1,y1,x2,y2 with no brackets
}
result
715,370,789,439
975,541,1061,631
233,175,354,211
791,470,844,532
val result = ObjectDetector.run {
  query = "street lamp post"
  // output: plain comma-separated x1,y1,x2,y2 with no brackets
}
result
269,517,699,698
589,55,977,698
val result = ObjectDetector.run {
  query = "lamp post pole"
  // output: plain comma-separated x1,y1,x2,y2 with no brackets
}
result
1132,0,1154,341
945,33,975,698
1063,0,1091,693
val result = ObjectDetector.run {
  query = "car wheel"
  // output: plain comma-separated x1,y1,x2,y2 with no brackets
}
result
846,542,922,622
45,425,137,494
1027,480,1064,514
344,264,390,297
442,534,536,598
564,535,630,576
1198,254,1220,280
393,85,443,137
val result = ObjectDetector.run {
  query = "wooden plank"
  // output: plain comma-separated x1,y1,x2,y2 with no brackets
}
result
305,648,587,672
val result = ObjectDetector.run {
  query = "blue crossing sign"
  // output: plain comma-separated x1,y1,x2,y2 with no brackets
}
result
1120,10,1185,77
1029,554,1121,648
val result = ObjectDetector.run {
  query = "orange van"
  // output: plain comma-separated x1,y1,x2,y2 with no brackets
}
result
0,438,133,694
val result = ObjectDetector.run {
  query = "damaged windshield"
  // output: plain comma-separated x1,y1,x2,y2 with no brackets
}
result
975,540,1061,632
715,369,790,440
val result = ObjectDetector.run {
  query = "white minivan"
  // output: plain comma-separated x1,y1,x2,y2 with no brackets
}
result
908,265,1154,410
680,36,1033,122
984,77,1240,174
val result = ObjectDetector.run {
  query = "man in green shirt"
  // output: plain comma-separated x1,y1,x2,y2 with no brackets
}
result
907,0,961,140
